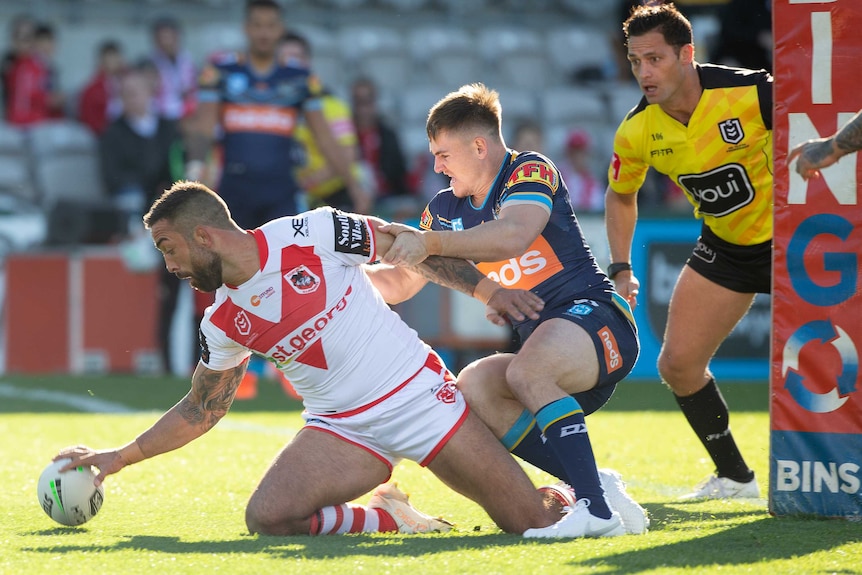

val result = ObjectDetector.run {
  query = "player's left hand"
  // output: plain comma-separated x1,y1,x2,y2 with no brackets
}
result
484,288,544,326
379,223,430,266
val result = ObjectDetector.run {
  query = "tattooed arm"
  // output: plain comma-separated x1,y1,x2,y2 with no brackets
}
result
55,360,248,485
366,217,543,325
789,109,862,180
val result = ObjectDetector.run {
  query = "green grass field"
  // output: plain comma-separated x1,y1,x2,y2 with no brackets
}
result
1,374,860,574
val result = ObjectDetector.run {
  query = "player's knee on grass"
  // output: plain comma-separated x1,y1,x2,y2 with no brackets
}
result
245,497,308,536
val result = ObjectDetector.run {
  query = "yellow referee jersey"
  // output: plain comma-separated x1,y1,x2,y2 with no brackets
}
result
609,64,773,245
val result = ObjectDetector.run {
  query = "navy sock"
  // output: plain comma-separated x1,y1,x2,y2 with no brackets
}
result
536,397,610,519
504,410,570,484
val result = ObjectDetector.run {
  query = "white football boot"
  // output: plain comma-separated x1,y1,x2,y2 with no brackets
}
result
523,499,624,539
538,469,649,535
680,474,760,500
598,468,650,534
368,483,453,534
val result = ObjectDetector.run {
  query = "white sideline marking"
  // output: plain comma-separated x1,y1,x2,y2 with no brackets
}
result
0,382,298,436
0,382,133,413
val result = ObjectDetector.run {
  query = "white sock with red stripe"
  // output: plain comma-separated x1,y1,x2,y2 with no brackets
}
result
309,504,398,535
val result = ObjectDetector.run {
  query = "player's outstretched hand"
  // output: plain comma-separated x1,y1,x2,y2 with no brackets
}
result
54,446,127,487
788,138,840,180
379,222,430,266
485,288,544,326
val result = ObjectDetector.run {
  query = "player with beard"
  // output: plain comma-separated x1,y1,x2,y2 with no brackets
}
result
54,180,620,539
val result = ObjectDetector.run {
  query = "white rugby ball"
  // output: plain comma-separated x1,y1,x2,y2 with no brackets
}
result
37,458,104,526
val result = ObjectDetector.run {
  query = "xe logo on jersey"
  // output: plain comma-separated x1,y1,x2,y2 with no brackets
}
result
718,118,744,145
285,265,320,294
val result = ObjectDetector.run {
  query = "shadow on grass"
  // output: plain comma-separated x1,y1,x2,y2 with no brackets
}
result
21,531,526,558
564,512,862,574
20,511,861,571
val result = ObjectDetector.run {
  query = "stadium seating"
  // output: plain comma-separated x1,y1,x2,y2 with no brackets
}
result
0,123,37,204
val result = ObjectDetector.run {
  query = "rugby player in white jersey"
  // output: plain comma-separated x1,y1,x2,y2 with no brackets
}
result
54,180,619,538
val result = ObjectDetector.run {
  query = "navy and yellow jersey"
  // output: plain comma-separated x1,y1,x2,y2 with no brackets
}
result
419,150,615,306
608,63,773,246
197,51,324,187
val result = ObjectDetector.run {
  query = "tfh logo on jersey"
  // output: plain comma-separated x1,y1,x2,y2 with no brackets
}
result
718,118,744,145
332,211,371,256
677,163,755,217
285,265,320,294
507,161,559,192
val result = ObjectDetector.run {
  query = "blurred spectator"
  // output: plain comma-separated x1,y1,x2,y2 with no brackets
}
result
3,18,60,125
1,14,35,116
351,76,413,205
148,16,197,121
281,30,372,213
511,118,545,154
712,0,772,73
100,68,179,220
556,129,604,213
33,23,65,118
99,67,184,374
79,40,126,135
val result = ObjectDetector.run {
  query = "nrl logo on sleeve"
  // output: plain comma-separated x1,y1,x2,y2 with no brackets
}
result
506,161,559,192
718,118,744,145
285,265,321,294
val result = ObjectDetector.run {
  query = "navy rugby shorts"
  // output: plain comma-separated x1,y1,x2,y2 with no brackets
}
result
512,292,639,415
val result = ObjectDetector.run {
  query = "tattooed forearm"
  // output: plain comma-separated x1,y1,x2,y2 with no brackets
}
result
835,111,862,155
179,364,246,431
414,255,484,297
802,140,836,165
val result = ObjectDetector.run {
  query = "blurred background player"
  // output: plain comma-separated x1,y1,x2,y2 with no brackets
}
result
605,3,772,499
280,29,372,214
184,0,362,398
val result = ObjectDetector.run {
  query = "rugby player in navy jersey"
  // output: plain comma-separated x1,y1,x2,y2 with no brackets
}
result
373,83,647,537
605,3,772,499
184,0,365,229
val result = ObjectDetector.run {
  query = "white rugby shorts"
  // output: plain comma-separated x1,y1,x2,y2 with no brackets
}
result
302,352,468,471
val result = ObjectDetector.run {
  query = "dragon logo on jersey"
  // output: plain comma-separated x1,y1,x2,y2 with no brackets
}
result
235,310,252,336
718,118,744,145
507,161,559,192
434,381,458,404
285,265,320,294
